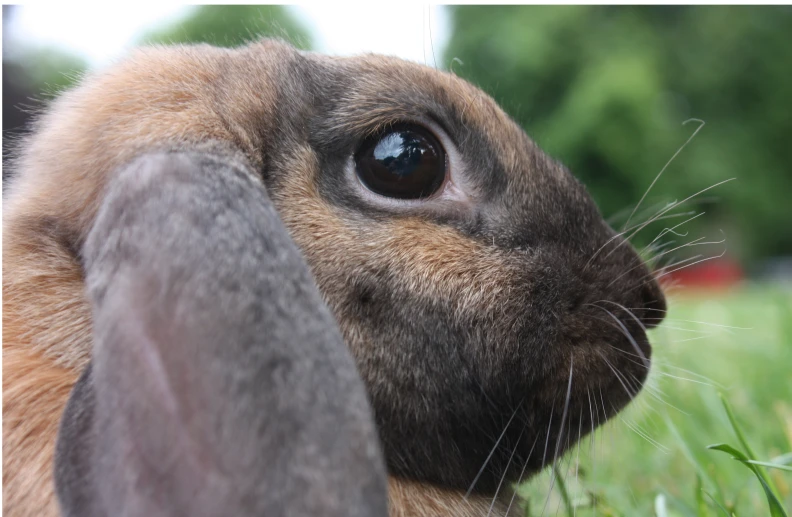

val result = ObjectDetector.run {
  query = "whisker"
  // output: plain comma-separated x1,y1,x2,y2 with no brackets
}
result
625,243,727,298
606,344,650,370
674,335,714,344
654,253,704,274
422,6,427,67
655,325,715,334
584,210,699,272
598,387,607,466
653,361,723,388
632,373,692,418
643,386,691,416
602,179,735,264
487,426,526,517
597,300,719,340
632,306,667,313
586,388,595,459
552,422,576,517
428,6,438,69
607,235,725,290
622,118,706,231
643,317,750,332
593,301,647,334
655,234,728,276
586,304,649,368
640,239,679,263
465,399,523,498
641,212,705,254
504,434,541,516
607,198,668,226
618,366,644,396
654,370,716,387
541,358,575,517
597,349,637,399
619,411,670,453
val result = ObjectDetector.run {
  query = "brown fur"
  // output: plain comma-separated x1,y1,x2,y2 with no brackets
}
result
269,145,519,348
3,41,514,516
388,478,506,517
2,346,77,517
4,38,664,516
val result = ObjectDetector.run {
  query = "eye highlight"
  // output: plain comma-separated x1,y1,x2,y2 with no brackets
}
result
354,124,447,200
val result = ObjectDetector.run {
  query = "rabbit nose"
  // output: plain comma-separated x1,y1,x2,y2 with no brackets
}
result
638,278,667,330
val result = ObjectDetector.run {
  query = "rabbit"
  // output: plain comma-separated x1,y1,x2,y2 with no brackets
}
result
2,38,666,517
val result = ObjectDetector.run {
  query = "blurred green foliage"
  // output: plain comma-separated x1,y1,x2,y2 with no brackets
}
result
3,5,310,172
139,5,311,50
444,6,792,263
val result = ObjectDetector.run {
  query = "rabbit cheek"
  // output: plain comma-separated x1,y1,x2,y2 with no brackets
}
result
268,144,661,493
270,153,526,489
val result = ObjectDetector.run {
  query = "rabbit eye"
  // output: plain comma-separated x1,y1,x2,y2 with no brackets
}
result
354,124,447,200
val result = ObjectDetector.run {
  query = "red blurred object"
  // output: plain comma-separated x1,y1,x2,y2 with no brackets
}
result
659,257,743,290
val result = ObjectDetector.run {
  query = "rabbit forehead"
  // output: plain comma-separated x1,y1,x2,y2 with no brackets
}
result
305,52,542,182
327,53,516,134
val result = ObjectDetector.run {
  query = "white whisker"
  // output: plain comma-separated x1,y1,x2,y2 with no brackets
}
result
465,400,523,498
603,179,735,263
587,304,649,368
584,210,700,272
622,118,706,231
641,212,705,253
541,358,575,517
504,434,541,516
487,426,526,517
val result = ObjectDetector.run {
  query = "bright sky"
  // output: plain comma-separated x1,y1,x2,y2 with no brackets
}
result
6,4,450,69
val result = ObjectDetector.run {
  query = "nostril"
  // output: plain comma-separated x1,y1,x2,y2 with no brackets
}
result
639,282,667,330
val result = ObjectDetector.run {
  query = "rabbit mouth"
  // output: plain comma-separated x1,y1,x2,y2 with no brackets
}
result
352,253,664,495
365,302,657,496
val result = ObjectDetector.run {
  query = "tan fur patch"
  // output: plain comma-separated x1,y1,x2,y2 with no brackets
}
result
2,346,78,517
270,145,519,328
388,477,507,517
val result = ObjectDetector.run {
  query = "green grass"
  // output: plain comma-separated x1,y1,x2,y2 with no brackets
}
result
517,284,792,516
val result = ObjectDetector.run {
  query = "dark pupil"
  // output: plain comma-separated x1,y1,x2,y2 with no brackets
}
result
355,126,446,199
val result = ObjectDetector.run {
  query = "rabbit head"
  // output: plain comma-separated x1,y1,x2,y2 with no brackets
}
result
4,39,666,515
246,42,667,492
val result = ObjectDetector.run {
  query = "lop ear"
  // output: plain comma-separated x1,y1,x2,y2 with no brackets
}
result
54,148,388,517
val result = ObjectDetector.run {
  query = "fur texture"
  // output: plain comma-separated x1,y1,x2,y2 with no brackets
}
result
53,150,387,516
3,39,666,516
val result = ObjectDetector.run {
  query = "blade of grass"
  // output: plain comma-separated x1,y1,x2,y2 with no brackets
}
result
745,460,792,473
665,413,727,503
702,490,733,517
719,393,784,502
708,443,788,517
771,453,792,466
553,467,574,517
695,474,707,517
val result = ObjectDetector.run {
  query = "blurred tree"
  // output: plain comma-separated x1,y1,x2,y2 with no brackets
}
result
3,6,87,181
444,6,792,262
140,5,312,49
3,5,310,183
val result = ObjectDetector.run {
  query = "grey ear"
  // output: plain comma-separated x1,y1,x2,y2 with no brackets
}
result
54,148,388,517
